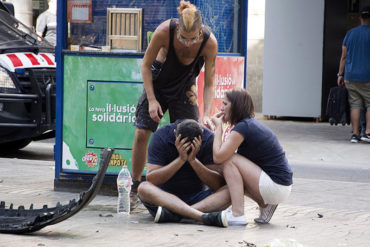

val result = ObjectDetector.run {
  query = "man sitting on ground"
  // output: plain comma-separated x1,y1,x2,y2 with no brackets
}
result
138,119,230,227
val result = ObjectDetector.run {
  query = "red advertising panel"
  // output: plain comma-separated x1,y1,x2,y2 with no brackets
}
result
197,56,245,119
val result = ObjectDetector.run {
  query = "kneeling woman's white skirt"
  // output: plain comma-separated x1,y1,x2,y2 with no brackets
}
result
259,170,292,205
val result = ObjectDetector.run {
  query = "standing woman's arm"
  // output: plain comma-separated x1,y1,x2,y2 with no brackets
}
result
202,33,218,128
141,20,170,122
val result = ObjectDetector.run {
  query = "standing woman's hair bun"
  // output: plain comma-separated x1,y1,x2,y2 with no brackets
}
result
177,0,196,14
177,1,202,32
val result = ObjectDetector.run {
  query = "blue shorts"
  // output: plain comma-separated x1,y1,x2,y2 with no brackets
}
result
141,189,213,217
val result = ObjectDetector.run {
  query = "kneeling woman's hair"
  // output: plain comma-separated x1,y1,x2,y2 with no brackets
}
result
176,119,203,142
226,88,255,126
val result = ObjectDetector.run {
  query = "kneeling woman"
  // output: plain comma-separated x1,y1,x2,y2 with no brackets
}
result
212,88,293,225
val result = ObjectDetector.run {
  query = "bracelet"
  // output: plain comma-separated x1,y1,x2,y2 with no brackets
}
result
337,73,344,77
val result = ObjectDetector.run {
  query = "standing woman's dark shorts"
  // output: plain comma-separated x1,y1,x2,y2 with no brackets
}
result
134,61,200,132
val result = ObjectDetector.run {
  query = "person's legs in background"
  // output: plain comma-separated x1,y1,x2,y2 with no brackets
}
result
350,108,361,142
361,108,370,142
359,106,366,136
345,81,363,142
358,82,370,142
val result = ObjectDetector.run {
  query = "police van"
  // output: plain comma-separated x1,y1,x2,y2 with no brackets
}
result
0,2,56,151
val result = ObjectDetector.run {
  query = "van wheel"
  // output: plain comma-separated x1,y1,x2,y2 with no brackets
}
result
0,139,32,151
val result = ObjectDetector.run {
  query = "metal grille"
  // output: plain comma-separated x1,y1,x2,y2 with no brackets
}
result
31,69,56,96
29,69,56,126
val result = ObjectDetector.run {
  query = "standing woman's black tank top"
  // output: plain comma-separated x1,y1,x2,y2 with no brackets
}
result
152,18,211,102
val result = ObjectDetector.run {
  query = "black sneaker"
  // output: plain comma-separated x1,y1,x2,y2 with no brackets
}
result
202,211,228,227
350,134,361,143
360,133,370,143
154,206,182,223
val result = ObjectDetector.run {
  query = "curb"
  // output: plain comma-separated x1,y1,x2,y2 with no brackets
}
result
291,160,370,183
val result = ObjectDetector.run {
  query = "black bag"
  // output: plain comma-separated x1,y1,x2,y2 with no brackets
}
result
326,86,350,126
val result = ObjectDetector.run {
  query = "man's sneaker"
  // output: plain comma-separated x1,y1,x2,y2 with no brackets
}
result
224,208,247,225
254,204,278,224
350,134,361,143
154,206,182,223
360,133,370,143
202,211,228,227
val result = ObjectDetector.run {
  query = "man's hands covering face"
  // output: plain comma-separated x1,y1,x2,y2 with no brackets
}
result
175,134,202,163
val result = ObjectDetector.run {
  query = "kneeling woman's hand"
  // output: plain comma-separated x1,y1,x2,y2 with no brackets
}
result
211,112,224,129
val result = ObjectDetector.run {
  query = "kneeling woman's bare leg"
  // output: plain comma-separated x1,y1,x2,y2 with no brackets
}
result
222,154,265,216
138,181,204,221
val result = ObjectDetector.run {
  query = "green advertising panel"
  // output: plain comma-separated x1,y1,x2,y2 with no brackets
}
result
63,55,168,174
86,81,141,149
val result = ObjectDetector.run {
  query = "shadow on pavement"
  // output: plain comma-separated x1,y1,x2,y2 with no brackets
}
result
0,139,55,161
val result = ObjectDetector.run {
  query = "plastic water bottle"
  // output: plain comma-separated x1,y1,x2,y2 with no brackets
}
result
117,165,132,215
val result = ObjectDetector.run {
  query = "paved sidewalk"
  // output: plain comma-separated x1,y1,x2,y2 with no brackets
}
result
260,117,370,182
0,118,369,247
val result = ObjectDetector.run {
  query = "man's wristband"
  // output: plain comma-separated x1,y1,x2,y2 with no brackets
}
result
337,73,344,77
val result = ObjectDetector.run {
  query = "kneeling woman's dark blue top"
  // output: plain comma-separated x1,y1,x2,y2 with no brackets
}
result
232,117,293,186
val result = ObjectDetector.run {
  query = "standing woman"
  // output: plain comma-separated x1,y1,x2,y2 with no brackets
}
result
211,88,293,225
130,0,217,206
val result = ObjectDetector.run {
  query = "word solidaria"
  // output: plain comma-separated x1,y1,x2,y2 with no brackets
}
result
92,112,136,123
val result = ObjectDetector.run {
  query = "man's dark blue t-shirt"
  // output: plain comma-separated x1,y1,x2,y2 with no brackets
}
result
232,118,293,186
147,122,214,196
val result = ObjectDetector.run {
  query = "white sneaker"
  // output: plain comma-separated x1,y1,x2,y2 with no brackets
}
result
254,204,278,224
224,208,247,225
